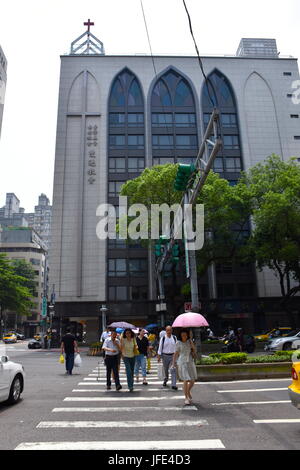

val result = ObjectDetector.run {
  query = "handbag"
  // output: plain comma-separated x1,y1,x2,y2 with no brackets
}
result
59,354,64,364
74,353,82,367
134,339,140,356
157,362,165,380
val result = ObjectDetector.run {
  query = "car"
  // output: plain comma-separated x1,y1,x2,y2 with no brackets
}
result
0,354,25,405
28,339,42,349
34,334,41,341
288,353,300,410
264,330,300,352
2,333,17,344
254,327,293,341
15,332,25,341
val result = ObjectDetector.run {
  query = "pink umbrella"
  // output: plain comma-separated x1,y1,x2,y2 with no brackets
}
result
172,311,209,328
133,328,148,334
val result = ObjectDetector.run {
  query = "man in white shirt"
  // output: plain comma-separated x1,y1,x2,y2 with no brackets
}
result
102,330,122,391
157,326,178,390
100,327,111,343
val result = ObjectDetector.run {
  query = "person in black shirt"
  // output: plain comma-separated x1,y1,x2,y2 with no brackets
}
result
61,327,79,375
134,329,149,385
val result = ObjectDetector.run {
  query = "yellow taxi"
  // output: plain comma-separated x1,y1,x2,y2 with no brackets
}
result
288,353,300,410
254,327,293,341
3,333,17,344
34,334,41,341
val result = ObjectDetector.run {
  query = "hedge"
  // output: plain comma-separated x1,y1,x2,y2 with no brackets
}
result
197,350,300,365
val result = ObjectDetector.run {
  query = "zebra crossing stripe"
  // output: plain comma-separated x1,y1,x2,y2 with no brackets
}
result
64,396,185,401
15,440,225,450
52,406,198,412
253,419,300,424
72,388,182,392
37,419,208,428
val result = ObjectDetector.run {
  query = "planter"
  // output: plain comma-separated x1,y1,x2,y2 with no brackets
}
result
196,362,291,382
87,348,102,357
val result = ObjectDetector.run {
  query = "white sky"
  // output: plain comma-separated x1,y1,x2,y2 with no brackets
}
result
0,0,299,211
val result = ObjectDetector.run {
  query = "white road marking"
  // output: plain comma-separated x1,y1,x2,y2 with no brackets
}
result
254,419,300,424
52,406,198,412
72,388,181,392
15,439,225,450
64,396,185,402
217,388,288,393
37,419,208,428
211,400,291,406
205,378,291,385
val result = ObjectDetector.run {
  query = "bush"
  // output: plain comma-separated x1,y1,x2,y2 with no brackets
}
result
89,342,102,349
197,357,221,365
209,352,248,364
275,350,296,357
246,355,291,363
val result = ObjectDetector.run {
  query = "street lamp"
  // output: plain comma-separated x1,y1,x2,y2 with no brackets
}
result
99,305,108,334
48,304,55,349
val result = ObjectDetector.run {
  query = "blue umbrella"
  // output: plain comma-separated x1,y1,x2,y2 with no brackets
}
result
145,323,158,330
116,328,124,334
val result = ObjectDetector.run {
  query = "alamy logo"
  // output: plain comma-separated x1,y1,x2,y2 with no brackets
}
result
292,80,300,105
96,196,204,250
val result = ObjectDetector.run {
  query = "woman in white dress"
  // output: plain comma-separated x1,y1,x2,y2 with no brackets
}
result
172,329,197,405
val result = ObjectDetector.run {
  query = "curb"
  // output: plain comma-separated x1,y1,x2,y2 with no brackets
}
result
196,362,291,382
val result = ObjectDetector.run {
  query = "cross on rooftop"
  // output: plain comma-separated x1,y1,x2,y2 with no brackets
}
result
84,19,94,32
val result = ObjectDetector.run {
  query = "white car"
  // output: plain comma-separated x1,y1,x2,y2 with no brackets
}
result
0,355,25,405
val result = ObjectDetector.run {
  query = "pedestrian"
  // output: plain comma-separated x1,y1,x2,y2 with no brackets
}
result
120,328,138,392
172,329,197,405
147,332,156,373
134,329,149,385
100,327,111,343
102,329,122,391
157,325,178,390
60,327,79,375
159,327,166,339
236,328,244,352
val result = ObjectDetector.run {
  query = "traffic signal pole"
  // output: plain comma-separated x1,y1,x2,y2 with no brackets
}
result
155,108,222,319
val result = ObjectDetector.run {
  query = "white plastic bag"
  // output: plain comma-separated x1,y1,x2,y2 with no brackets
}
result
157,362,165,380
74,353,82,367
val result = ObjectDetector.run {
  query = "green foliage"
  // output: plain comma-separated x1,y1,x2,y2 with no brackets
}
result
209,352,248,364
0,254,35,326
245,355,292,363
10,259,36,296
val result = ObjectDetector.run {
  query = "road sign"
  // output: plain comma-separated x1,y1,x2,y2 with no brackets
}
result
41,297,47,318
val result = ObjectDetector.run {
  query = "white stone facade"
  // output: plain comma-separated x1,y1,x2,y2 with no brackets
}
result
50,52,300,304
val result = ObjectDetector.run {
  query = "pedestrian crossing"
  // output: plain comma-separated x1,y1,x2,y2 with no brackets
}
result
15,358,226,450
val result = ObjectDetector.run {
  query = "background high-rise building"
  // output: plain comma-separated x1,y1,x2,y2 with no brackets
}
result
50,29,300,341
0,45,7,138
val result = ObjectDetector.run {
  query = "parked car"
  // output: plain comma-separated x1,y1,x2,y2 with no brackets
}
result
2,333,17,344
254,327,293,341
0,354,25,404
288,354,300,410
34,334,41,341
264,330,300,352
28,339,42,349
15,332,25,341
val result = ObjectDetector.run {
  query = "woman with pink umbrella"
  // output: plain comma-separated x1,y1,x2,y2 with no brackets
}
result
172,311,209,405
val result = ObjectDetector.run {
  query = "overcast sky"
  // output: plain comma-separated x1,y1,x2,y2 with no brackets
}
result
0,0,299,211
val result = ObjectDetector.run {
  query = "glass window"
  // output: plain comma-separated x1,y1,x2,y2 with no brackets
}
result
217,284,234,298
177,157,196,165
152,81,172,107
109,113,125,126
109,286,128,300
223,135,240,149
108,237,127,249
110,79,125,107
152,135,174,148
128,79,143,106
128,259,147,276
175,135,197,149
130,286,148,300
109,181,124,197
174,80,194,106
153,157,175,165
128,135,144,148
221,114,237,127
108,259,127,277
109,158,126,173
152,113,173,127
238,284,254,297
128,158,145,173
225,158,241,172
213,158,224,172
109,135,126,148
128,113,144,126
175,113,196,127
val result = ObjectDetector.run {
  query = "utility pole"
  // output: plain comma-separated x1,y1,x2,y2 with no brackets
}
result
155,108,222,353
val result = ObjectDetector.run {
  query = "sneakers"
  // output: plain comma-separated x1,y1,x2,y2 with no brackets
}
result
163,380,167,387
142,380,148,386
116,385,122,391
106,385,111,390
172,386,178,391
129,388,134,392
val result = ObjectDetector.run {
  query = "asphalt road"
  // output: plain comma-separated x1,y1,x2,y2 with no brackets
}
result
0,341,299,451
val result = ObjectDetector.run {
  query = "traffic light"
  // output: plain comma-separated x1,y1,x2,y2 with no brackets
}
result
174,164,196,191
171,243,180,263
154,235,169,258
